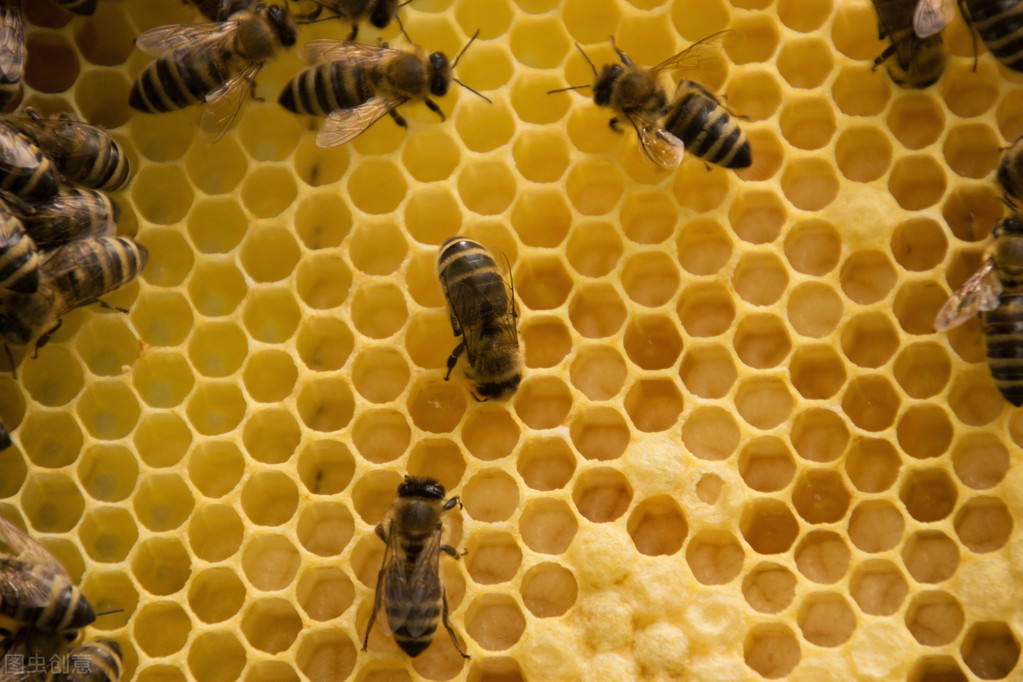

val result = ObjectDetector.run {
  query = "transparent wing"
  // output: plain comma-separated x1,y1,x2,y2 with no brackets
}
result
651,30,730,75
298,38,402,64
632,114,684,169
0,559,61,618
134,20,235,57
914,0,956,37
399,525,444,638
934,260,1002,331
0,125,44,171
379,524,412,635
0,513,65,575
0,1,25,83
200,63,261,142
317,95,405,147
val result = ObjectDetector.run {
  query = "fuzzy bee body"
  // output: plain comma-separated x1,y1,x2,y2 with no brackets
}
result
914,0,1023,70
0,0,24,110
872,0,947,88
662,79,751,169
363,476,469,659
0,208,38,294
437,237,521,400
0,629,122,681
16,189,119,248
185,0,251,21
999,136,1023,202
0,124,59,203
0,420,9,451
58,639,124,681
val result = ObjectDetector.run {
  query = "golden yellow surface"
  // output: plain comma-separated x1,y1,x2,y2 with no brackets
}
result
2,0,1023,679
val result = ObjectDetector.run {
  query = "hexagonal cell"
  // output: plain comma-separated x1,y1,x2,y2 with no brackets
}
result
406,377,465,432
519,497,577,555
568,282,627,338
835,125,892,182
131,164,193,225
241,470,299,527
619,190,677,245
79,506,138,563
889,155,947,211
678,343,736,399
900,468,957,523
623,378,683,432
407,439,467,494
896,405,953,461
728,189,786,244
831,65,890,116
466,530,522,584
296,630,357,682
297,317,354,372
187,321,247,378
19,410,83,468
950,433,1008,491
132,350,195,409
242,350,297,404
893,280,948,336
743,561,796,615
242,534,301,592
777,35,833,88
133,473,194,532
672,163,730,214
905,591,965,646
352,410,410,464
297,565,354,622
908,656,967,682
566,221,622,277
842,375,900,432
620,251,680,308
790,344,847,400
455,96,516,153
297,377,355,433
404,127,460,182
743,623,800,679
462,469,520,523
794,530,850,585
20,347,83,407
294,192,352,250
901,530,959,584
188,504,244,563
351,282,408,340
25,31,78,92
740,499,798,555
893,342,951,399
241,598,302,655
465,593,526,652
685,530,743,584
682,406,740,461
626,495,687,557
186,198,246,254
457,159,515,215
798,592,855,648
792,469,850,524
738,436,795,493
734,313,791,369
131,536,191,596
184,134,247,194
297,440,356,496
240,226,300,284
943,185,1003,243
517,436,575,491
516,256,572,312
461,408,519,462
75,315,141,377
941,60,998,118
243,288,301,343
943,123,1000,179
779,96,835,150
519,317,570,371
841,312,901,371
781,156,839,211
511,189,572,249
76,380,141,440
727,68,782,121
676,218,732,276
677,281,735,337
350,222,407,276
850,559,909,616
840,251,898,307
787,281,843,338
187,631,247,682
848,500,904,553
845,438,900,494
734,252,789,307
891,218,948,273
78,444,138,502
133,601,191,657
569,344,627,400
246,662,298,682
188,567,246,624
186,381,246,437
188,440,245,499
347,159,407,215
734,376,793,431
887,94,944,149
513,376,572,430
21,473,84,531
297,502,354,558
352,471,404,527
955,496,1013,553
961,622,1021,680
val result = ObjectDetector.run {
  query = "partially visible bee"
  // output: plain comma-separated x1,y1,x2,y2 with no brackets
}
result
1,628,123,681
184,0,252,21
129,2,298,141
0,207,38,294
0,236,148,352
935,214,1023,406
0,0,24,110
871,0,947,88
4,108,131,191
278,31,485,148
915,0,1023,71
436,237,521,401
0,420,10,451
54,0,98,15
363,475,469,659
0,124,59,203
998,136,1023,202
16,188,119,248
306,0,400,41
661,78,751,169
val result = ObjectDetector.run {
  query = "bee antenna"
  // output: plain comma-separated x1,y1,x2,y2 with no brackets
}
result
546,84,591,94
574,42,598,77
95,608,124,618
453,78,492,104
396,14,415,44
452,29,481,69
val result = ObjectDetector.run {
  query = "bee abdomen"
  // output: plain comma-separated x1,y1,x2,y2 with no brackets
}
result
0,216,39,294
279,61,371,115
437,238,499,283
390,602,441,657
130,50,230,113
50,640,123,682
22,189,118,247
968,0,1023,71
48,236,148,307
0,560,96,631
57,138,131,192
983,297,1023,406
663,86,751,169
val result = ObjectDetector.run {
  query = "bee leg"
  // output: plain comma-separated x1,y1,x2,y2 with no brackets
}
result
387,108,408,129
32,319,62,358
469,390,488,403
374,523,387,543
2,343,15,380
608,117,623,133
443,342,465,381
423,98,446,122
871,43,897,71
347,24,359,42
363,566,386,652
96,299,129,314
440,588,470,659
442,495,462,512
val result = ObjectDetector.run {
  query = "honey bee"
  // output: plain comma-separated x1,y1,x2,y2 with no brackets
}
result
0,0,24,111
4,108,131,192
436,237,521,400
0,236,148,353
184,0,252,21
935,214,1023,405
915,0,1023,71
129,2,298,142
15,188,118,248
661,78,751,169
306,0,400,40
871,0,947,88
1,628,122,681
998,136,1023,202
363,475,469,659
278,32,485,147
0,207,38,294
0,124,59,203
54,0,98,15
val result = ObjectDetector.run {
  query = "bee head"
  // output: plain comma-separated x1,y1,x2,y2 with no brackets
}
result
371,0,401,28
399,475,446,500
593,64,622,106
263,3,298,47
995,214,1023,238
428,52,453,97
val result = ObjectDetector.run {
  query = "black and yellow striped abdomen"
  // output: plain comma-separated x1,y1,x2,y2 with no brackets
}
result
48,640,123,682
278,60,376,115
662,80,751,169
21,189,119,247
965,0,1023,72
983,290,1023,406
386,532,443,658
0,558,96,631
0,125,59,203
129,44,235,113
0,212,39,294
49,236,148,313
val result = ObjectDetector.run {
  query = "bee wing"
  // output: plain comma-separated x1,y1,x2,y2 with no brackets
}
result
447,272,517,364
934,260,1002,331
914,0,956,37
0,514,66,575
651,30,730,75
391,526,445,638
200,63,261,142
377,524,413,636
298,38,401,64
0,1,25,83
134,20,236,58
316,95,406,148
632,114,684,169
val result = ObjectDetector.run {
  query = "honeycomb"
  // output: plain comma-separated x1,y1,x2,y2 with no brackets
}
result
2,0,1023,679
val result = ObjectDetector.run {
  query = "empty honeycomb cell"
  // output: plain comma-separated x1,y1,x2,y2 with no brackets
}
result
292,139,348,190
246,662,298,682
743,562,796,614
777,0,831,31
734,376,794,430
568,282,628,338
458,159,516,215
954,496,1013,553
616,191,677,245
723,12,778,64
352,410,411,464
516,256,573,311
407,378,466,432
406,251,446,308
517,436,576,490
848,500,904,553
942,61,998,118
682,405,740,461
685,530,743,584
74,3,134,65
565,159,625,216
840,311,899,368
132,351,194,408
728,189,787,244
75,380,140,440
945,187,1003,244
696,474,723,505
237,106,301,161
242,350,298,403
948,374,1005,427
242,408,301,465
297,565,354,622
463,470,521,523
902,530,959,584
133,602,191,657
736,252,791,306
777,36,833,89
73,70,133,127
350,222,407,275
242,598,303,655
188,631,247,682
790,344,847,399
792,469,851,524
19,410,82,467
566,221,623,278
244,288,302,342
186,381,247,436
242,534,301,591
672,163,730,214
297,440,355,496
798,593,856,648
953,434,1009,490
617,495,685,557
738,436,795,493
351,348,409,404
893,342,951,400
829,2,880,57
962,622,1021,680
734,313,791,368
675,220,731,277
892,281,947,337
520,497,578,554
188,503,243,563
781,156,840,212
186,198,247,254
842,375,900,431
187,322,247,378
347,160,407,215
21,347,82,407
726,68,782,121
909,658,968,682
791,408,849,463
889,155,947,210
460,409,518,462
624,315,683,370
886,95,945,150
901,468,957,523
843,250,899,305
78,443,138,502
850,559,909,616
784,226,840,283
74,317,140,377
131,165,194,225
509,15,571,68
24,32,78,92
295,376,354,434
679,344,736,399
133,472,194,532
241,166,297,219
352,282,409,339
740,499,798,554
295,253,353,312
455,97,516,154
466,530,522,586
779,97,835,151
296,630,357,682
795,530,850,584
294,192,352,250
897,405,953,460
406,310,452,370
352,470,403,525
241,470,299,528
944,123,1000,179
184,135,247,194
131,536,191,596
743,623,800,679
905,591,965,646
835,125,892,183
619,251,680,308
189,566,246,624
521,317,572,369
465,593,526,652
891,219,948,273
517,563,577,620
240,227,301,283
130,110,196,163
78,506,137,563
188,440,245,499
623,378,683,432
